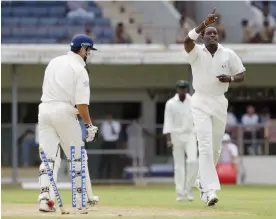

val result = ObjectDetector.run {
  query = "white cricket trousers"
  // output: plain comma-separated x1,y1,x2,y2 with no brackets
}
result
38,102,84,160
191,92,228,193
171,133,198,195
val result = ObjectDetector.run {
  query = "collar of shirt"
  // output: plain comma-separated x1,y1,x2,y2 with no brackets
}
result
67,51,86,67
202,43,223,53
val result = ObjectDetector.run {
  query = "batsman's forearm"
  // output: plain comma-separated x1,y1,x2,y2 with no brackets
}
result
77,104,91,124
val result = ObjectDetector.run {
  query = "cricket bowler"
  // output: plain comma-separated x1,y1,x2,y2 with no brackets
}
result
38,34,99,212
163,80,198,202
184,8,245,206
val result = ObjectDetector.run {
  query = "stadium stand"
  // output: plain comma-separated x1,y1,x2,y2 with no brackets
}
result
252,1,276,19
1,1,114,44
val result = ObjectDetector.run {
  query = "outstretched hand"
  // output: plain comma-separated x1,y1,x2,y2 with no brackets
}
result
204,8,218,26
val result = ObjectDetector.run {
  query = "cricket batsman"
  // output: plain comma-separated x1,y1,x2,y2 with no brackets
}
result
38,34,99,212
163,80,198,201
184,8,245,206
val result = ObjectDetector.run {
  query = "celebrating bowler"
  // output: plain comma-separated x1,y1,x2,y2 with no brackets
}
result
184,8,245,206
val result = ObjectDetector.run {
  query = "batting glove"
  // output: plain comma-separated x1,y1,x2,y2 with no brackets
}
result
85,124,98,142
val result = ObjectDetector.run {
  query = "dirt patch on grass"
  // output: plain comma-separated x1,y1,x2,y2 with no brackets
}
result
2,204,251,218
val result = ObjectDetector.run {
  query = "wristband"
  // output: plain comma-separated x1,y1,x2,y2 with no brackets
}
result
85,123,93,129
188,28,200,41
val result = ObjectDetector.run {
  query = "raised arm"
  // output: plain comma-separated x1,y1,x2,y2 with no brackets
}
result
184,8,218,53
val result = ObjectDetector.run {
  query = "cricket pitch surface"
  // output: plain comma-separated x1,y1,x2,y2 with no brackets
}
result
2,204,251,218
2,185,276,219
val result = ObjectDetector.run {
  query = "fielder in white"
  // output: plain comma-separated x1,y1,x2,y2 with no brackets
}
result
163,80,198,201
38,34,99,212
184,8,246,206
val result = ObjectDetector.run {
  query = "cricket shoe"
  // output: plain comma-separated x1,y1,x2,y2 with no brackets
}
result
176,193,184,202
206,192,219,206
185,189,194,202
39,199,56,213
195,179,208,203
78,196,100,210
87,196,100,207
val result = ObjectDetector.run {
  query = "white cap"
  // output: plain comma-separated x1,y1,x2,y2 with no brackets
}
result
222,133,231,142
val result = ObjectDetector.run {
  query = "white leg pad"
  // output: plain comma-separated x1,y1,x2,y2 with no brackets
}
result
85,151,94,201
38,160,55,202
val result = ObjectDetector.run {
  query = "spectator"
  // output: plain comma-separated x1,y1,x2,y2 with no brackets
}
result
251,3,275,37
226,106,238,137
241,105,261,155
67,1,95,23
67,1,89,11
113,22,132,44
84,25,96,40
20,128,38,167
214,14,226,42
273,29,276,43
259,107,271,124
241,19,253,43
219,133,239,170
99,112,121,179
262,4,275,28
259,20,274,43
219,133,245,184
175,14,191,44
126,117,154,167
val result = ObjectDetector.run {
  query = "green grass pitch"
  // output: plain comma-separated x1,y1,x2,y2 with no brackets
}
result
2,185,276,219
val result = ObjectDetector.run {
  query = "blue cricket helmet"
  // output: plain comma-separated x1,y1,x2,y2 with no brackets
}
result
70,34,97,51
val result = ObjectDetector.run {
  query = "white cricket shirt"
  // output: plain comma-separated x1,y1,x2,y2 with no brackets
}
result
187,44,246,96
100,120,121,142
41,51,90,107
163,94,194,135
219,143,238,164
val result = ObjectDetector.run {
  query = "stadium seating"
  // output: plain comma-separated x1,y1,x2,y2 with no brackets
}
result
252,1,276,19
1,1,113,44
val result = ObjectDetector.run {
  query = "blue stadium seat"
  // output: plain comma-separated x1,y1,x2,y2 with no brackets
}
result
68,25,86,36
88,1,96,7
94,18,110,27
49,7,66,17
90,7,103,18
20,18,39,26
1,8,12,17
12,7,31,17
36,38,58,44
100,37,113,44
2,17,20,26
34,28,49,38
103,28,114,38
30,7,48,17
2,37,21,44
20,38,39,44
93,26,104,38
2,27,11,38
12,27,35,37
39,18,58,26
57,18,69,26
48,27,68,38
